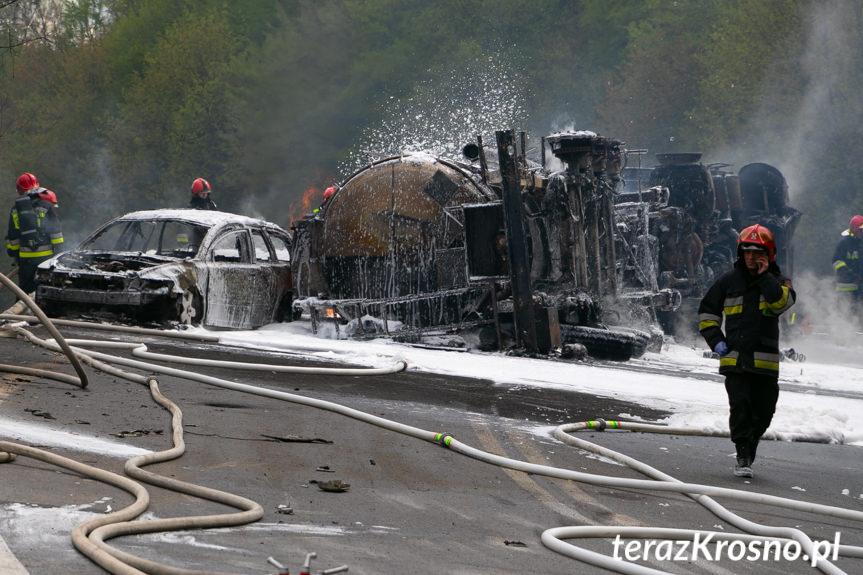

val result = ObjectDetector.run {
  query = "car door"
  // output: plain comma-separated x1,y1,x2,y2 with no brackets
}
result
204,228,267,329
257,228,293,321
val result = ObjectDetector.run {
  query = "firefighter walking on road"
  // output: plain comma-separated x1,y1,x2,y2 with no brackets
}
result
698,224,795,478
4,173,64,295
832,214,863,302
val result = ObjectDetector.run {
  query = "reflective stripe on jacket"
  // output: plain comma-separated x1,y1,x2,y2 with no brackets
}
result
5,190,64,259
832,234,862,292
698,259,795,377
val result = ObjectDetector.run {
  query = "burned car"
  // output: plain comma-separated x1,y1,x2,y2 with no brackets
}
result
34,209,293,329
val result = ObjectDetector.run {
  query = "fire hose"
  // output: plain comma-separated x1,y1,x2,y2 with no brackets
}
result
0,297,861,573
0,271,88,387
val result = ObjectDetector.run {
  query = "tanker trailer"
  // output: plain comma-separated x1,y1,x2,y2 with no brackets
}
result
291,152,501,337
291,131,678,360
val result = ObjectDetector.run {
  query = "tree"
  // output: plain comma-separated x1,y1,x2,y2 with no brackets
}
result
108,7,243,211
597,0,724,152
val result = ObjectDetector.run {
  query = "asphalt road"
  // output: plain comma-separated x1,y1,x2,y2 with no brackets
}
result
0,321,861,575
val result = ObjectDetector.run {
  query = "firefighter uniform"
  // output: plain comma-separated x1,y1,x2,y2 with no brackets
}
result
5,189,64,294
832,215,863,296
189,177,218,210
698,224,795,477
189,195,218,210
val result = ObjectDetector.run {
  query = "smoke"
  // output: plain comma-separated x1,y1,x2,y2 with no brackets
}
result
759,3,859,207
784,270,863,366
700,4,853,187
700,2,862,277
340,49,532,176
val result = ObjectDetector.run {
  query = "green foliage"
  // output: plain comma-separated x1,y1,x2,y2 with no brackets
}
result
597,0,726,151
108,7,242,210
693,0,806,151
1,0,862,278
60,0,111,45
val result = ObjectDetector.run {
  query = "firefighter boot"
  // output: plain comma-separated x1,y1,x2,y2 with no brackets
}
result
733,456,753,478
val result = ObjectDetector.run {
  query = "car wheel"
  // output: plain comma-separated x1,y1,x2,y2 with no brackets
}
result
178,289,202,326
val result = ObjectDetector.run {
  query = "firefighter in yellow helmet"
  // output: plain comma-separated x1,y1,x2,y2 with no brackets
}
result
698,224,795,479
5,173,64,295
832,214,863,297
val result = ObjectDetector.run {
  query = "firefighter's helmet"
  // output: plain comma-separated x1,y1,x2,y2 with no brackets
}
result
737,224,775,261
849,215,863,237
16,173,39,195
191,178,211,197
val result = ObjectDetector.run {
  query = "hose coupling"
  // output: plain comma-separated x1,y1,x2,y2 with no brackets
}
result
586,419,622,431
435,432,454,448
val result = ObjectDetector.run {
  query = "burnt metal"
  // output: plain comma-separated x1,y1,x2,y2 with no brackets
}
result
35,210,294,330
463,202,507,279
290,128,799,361
497,129,539,353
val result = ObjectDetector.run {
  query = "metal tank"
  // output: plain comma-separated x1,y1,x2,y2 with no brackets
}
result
620,152,801,335
291,131,678,360
290,130,800,359
309,154,495,300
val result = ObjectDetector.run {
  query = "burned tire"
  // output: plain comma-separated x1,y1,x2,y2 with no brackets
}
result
607,326,658,356
560,325,645,361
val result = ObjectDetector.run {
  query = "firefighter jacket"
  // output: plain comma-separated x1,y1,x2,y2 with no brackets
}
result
5,189,64,260
832,234,863,293
189,196,218,210
698,259,795,378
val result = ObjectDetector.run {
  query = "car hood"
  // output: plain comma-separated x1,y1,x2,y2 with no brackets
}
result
48,251,190,278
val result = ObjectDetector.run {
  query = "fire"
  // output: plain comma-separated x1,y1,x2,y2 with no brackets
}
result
288,186,321,226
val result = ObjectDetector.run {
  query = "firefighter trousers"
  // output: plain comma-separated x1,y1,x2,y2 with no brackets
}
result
724,372,779,462
16,256,49,295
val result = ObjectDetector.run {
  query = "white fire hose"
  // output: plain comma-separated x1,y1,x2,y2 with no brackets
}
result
0,289,860,574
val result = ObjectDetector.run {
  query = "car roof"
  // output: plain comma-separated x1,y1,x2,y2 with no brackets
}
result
115,209,286,231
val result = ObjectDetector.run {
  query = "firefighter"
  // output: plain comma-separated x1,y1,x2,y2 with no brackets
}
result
832,214,863,299
5,173,64,295
698,224,795,478
313,186,336,214
190,178,218,210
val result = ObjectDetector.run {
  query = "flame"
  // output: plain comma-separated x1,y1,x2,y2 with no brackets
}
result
288,186,321,226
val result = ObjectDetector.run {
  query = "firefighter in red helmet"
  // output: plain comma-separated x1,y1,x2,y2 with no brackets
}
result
323,186,336,203
832,214,863,297
313,186,337,215
5,172,64,294
190,178,218,210
698,224,795,479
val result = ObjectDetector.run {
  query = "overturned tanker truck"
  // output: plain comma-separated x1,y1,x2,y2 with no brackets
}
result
290,130,800,361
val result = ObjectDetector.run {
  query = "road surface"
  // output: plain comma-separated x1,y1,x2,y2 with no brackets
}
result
0,321,860,575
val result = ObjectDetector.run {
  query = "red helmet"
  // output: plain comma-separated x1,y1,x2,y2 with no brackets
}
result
16,172,39,195
191,178,211,197
849,215,863,237
737,224,776,261
323,186,336,202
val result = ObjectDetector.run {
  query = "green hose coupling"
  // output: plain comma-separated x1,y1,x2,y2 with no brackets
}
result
435,432,454,448
586,419,621,431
